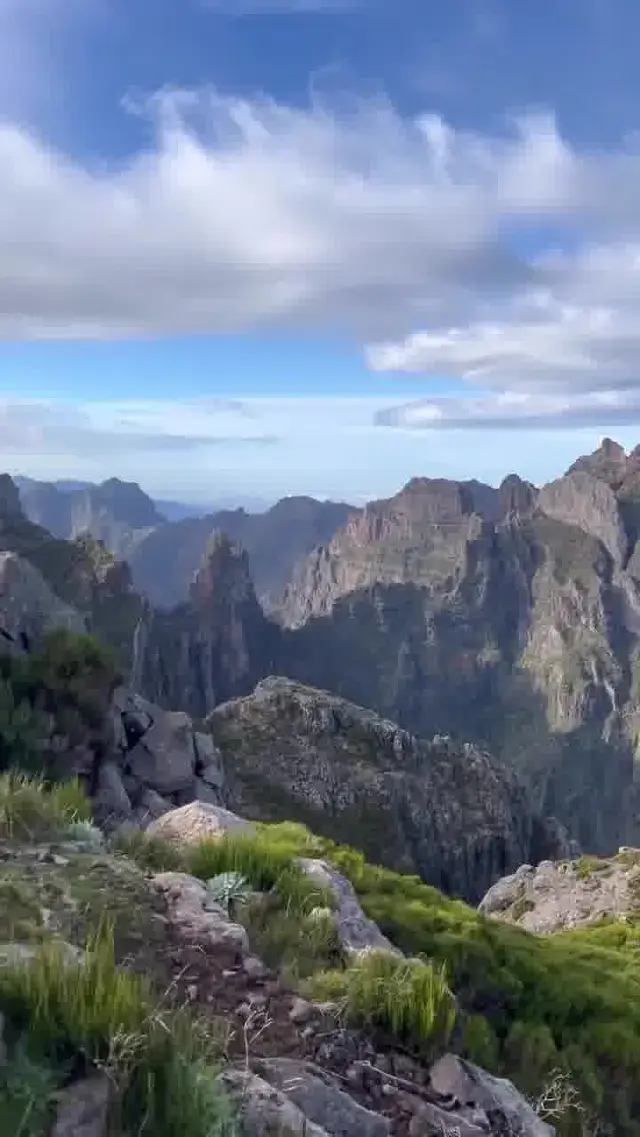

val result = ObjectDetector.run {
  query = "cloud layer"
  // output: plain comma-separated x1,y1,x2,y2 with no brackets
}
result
3,86,640,427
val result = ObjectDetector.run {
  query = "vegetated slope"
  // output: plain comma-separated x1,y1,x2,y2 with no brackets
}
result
0,760,638,1136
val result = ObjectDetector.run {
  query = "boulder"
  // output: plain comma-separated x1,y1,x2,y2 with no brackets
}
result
126,710,196,795
152,871,249,956
147,801,254,845
93,761,132,824
51,1075,112,1137
428,1055,555,1137
221,1070,330,1137
298,859,400,956
254,1058,390,1137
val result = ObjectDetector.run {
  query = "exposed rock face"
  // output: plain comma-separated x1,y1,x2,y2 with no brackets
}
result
537,470,628,564
207,677,566,902
0,551,87,644
131,532,278,715
274,444,640,856
479,847,640,933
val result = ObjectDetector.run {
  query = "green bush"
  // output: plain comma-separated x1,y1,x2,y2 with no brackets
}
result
0,629,122,777
0,919,236,1137
311,950,455,1055
0,772,91,840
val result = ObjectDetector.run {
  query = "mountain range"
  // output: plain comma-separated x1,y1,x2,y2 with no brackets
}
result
9,436,640,867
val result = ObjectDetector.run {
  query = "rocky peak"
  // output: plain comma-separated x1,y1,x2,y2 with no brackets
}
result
498,474,538,519
567,437,629,489
207,677,568,902
189,531,259,610
0,474,23,520
346,478,476,546
537,469,627,564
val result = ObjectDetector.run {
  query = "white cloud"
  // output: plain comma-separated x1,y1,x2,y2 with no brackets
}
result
4,87,640,428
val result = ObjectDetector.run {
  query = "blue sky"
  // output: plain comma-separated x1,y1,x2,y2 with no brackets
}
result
3,0,640,502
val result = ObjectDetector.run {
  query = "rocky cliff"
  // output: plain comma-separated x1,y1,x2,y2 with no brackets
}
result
206,676,566,902
275,442,640,855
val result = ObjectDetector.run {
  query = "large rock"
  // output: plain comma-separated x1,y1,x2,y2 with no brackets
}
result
479,849,640,933
147,801,253,845
208,678,565,904
221,1070,330,1137
254,1058,390,1137
428,1055,555,1137
152,871,250,955
51,1075,112,1137
125,710,197,795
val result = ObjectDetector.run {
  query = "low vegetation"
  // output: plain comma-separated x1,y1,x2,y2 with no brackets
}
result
310,950,456,1057
0,771,90,840
0,919,236,1137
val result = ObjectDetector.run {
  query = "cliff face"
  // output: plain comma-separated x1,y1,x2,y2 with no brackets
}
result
276,444,640,854
207,676,567,902
130,532,279,716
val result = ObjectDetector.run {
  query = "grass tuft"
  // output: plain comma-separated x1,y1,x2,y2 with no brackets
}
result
0,917,237,1137
0,772,90,841
112,827,185,873
310,950,456,1054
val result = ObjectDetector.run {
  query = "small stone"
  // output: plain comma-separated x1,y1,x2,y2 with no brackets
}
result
289,997,314,1025
243,955,266,980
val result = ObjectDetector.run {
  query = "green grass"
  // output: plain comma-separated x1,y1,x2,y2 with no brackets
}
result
0,918,237,1137
183,830,335,916
310,950,456,1057
0,772,91,840
112,826,185,873
229,822,640,1135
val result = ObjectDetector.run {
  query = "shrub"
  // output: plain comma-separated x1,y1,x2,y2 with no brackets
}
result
311,950,455,1054
0,772,90,840
0,629,122,778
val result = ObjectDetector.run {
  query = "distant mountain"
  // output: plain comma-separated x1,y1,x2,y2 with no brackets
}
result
128,495,356,611
14,475,354,613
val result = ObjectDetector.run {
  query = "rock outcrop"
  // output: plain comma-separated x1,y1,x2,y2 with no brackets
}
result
207,677,566,902
479,847,640,933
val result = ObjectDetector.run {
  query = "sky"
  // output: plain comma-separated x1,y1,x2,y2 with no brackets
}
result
4,1,640,502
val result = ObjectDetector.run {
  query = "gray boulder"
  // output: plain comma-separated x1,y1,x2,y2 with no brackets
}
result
299,858,399,956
